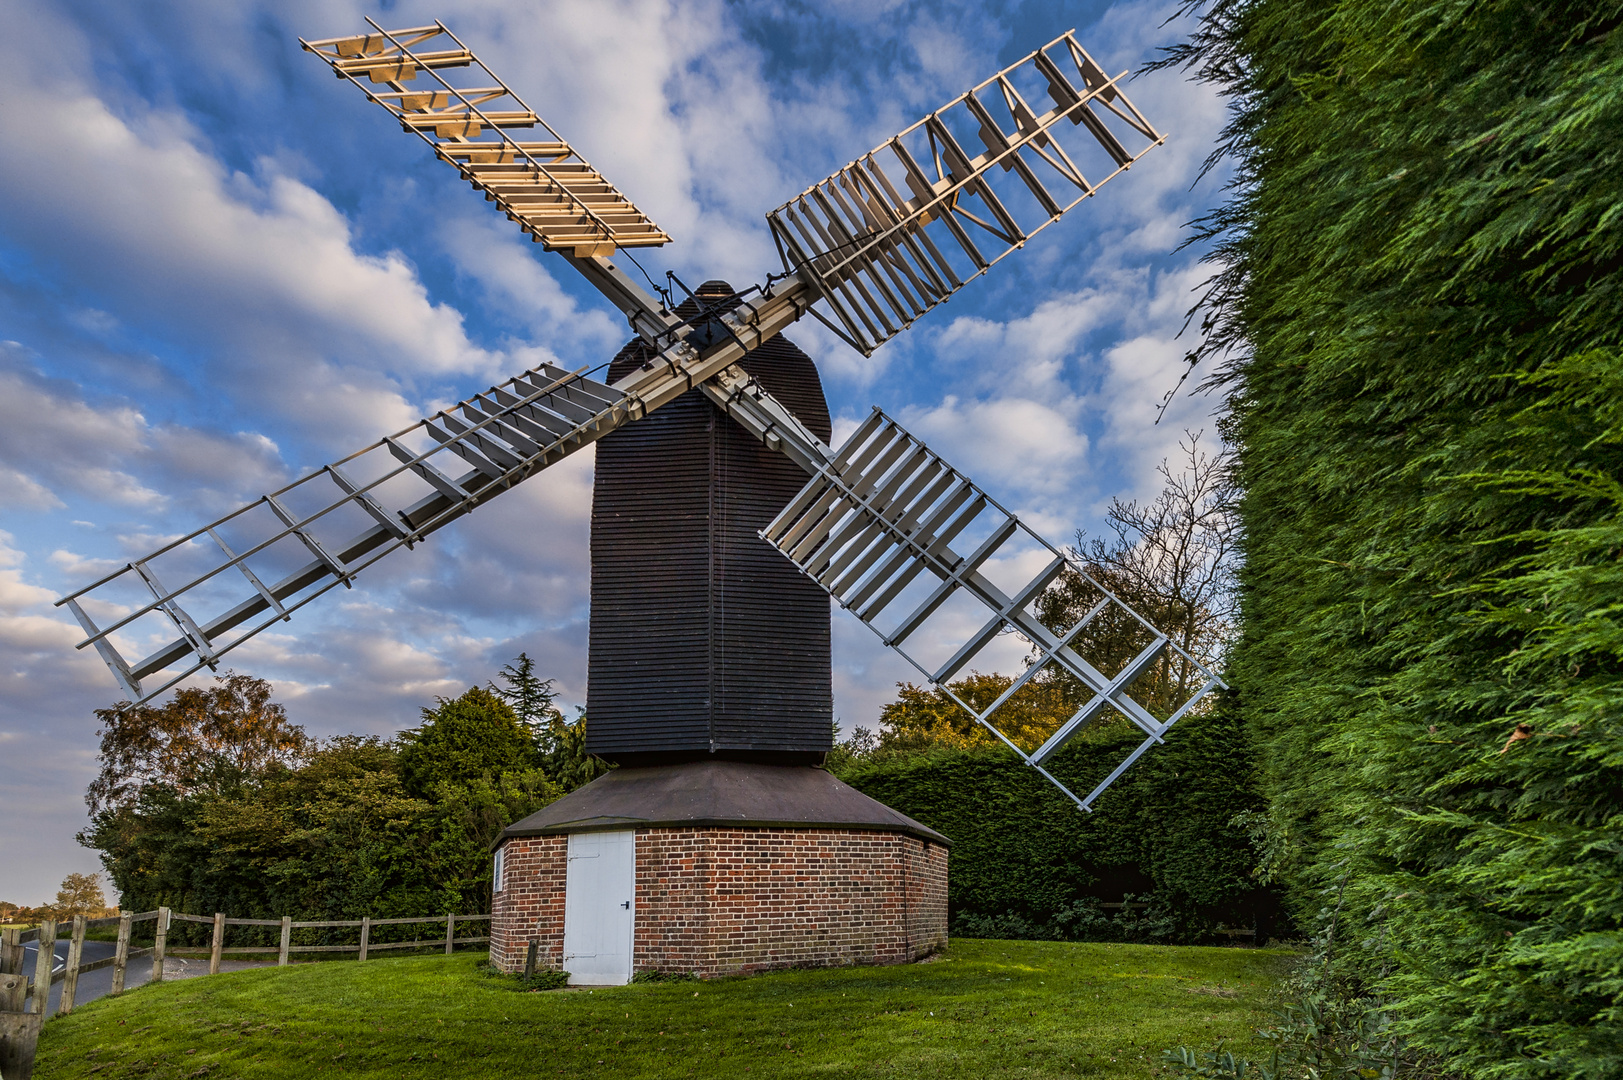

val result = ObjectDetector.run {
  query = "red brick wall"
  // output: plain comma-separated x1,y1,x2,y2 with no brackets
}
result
490,827,947,978
489,833,566,973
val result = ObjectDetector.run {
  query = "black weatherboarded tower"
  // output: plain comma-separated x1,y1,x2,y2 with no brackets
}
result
587,281,834,766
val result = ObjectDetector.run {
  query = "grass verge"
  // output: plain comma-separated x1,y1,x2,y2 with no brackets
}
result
35,938,1291,1079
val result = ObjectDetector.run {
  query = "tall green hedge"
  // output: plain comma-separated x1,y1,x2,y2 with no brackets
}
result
1165,1,1623,1075
836,707,1275,939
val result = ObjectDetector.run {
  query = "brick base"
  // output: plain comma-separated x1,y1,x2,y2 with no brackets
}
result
490,827,947,978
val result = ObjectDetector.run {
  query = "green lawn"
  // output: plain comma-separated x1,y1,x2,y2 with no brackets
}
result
35,939,1291,1079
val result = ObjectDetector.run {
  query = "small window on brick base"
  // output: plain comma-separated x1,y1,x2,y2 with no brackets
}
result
493,846,506,893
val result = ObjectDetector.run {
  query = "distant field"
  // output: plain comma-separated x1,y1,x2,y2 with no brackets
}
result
35,939,1292,1079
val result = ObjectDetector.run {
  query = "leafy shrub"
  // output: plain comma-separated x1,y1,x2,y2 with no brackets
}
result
516,968,571,991
953,893,1181,944
1161,1043,1278,1080
477,959,570,991
1155,0,1623,1058
1157,0,1623,1074
1163,951,1461,1080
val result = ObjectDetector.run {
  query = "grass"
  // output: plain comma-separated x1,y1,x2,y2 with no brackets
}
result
34,939,1292,1079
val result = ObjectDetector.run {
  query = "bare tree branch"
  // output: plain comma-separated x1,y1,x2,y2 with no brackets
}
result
1038,431,1239,719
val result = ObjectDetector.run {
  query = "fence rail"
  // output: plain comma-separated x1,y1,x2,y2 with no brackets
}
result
0,908,490,1021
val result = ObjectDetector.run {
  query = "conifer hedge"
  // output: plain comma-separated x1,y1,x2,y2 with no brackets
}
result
1165,1,1623,1075
837,708,1276,939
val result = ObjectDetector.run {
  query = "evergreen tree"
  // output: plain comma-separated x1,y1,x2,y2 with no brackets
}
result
488,652,563,749
1159,1,1623,1074
488,652,607,789
397,686,540,798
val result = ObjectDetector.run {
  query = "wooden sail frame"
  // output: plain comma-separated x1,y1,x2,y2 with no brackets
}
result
302,20,670,257
765,31,1163,355
760,409,1224,810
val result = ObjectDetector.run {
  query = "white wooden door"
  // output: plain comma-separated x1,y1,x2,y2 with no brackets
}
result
562,830,636,985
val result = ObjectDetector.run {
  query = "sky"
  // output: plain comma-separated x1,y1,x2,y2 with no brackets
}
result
0,0,1228,905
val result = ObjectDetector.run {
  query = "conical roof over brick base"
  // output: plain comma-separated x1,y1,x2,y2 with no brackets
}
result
498,760,948,846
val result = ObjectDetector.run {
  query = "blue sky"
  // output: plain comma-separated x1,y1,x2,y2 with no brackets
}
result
0,0,1228,904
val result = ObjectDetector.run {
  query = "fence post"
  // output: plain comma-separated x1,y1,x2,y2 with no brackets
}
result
359,917,370,962
151,908,169,984
277,916,291,967
0,927,18,976
111,913,132,995
29,919,55,1016
59,916,86,1016
209,913,225,976
445,913,455,955
0,991,43,1080
0,970,22,1012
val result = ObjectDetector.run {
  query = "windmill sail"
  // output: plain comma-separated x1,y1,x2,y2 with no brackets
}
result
301,22,669,259
302,19,697,349
57,366,631,706
760,409,1224,810
765,31,1162,356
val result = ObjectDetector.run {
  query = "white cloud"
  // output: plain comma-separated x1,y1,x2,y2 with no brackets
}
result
901,394,1089,500
0,355,288,516
882,255,1222,525
0,613,82,654
0,533,107,695
908,19,986,89
929,289,1117,397
439,215,624,355
422,0,791,285
832,606,917,735
0,534,60,614
47,549,125,582
1084,261,1226,500
0,4,505,452
400,451,596,623
0,468,62,510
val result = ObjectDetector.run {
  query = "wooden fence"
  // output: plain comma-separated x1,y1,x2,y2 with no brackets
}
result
0,909,490,1020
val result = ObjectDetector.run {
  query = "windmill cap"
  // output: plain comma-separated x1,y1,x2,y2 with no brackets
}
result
695,280,735,297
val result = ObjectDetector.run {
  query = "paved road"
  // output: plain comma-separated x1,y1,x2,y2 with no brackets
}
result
19,939,138,1015
19,939,269,1015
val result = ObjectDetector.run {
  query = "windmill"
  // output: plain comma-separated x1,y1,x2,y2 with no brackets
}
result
57,20,1224,982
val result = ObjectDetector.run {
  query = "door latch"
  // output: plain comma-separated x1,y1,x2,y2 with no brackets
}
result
621,901,630,909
